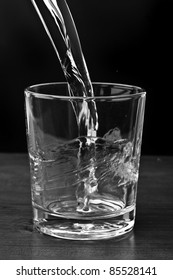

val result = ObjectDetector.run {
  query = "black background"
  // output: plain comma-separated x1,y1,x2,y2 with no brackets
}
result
0,0,172,154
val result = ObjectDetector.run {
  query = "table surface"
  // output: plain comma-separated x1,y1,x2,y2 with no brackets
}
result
0,153,173,260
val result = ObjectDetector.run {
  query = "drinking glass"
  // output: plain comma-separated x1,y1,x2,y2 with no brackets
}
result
24,82,146,240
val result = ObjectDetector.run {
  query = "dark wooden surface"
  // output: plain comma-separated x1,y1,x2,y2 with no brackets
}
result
0,154,173,260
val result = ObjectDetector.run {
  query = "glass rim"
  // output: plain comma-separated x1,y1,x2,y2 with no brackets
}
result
24,82,146,100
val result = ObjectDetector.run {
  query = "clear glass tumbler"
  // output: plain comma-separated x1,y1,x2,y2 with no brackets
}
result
24,82,146,240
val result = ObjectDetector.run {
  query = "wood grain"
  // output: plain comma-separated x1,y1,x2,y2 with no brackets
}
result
0,154,173,259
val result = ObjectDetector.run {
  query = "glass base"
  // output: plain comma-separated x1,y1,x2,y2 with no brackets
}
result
33,205,135,240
